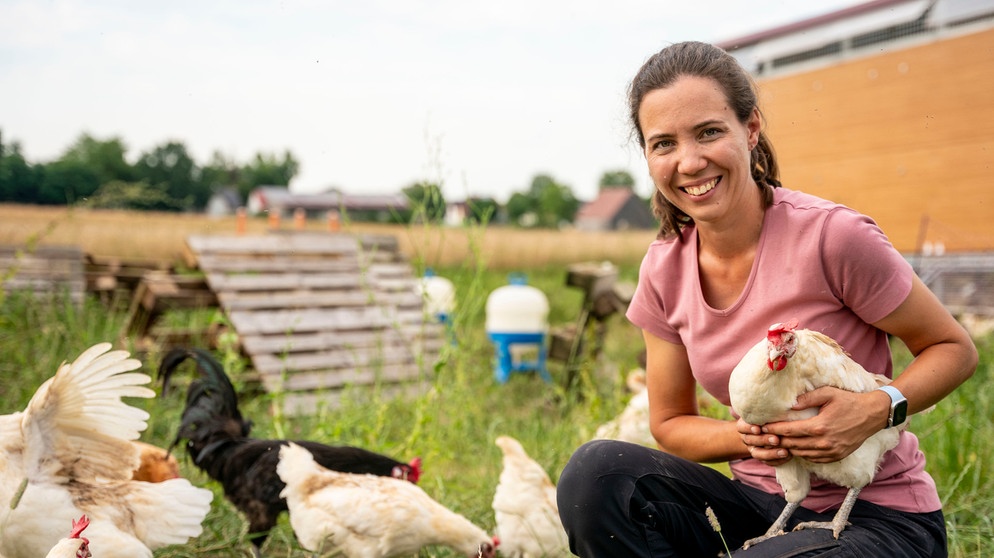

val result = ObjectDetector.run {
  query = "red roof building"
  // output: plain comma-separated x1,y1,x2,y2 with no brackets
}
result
574,187,656,231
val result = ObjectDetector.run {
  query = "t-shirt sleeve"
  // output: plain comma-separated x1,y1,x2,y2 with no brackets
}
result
626,247,684,344
821,208,914,324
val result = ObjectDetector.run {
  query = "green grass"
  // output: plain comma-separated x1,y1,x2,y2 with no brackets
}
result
1,265,992,557
893,336,994,556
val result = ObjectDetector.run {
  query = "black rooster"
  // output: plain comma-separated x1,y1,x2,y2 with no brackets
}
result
159,347,423,555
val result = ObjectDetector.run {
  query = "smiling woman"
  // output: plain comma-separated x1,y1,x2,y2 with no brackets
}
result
556,40,977,558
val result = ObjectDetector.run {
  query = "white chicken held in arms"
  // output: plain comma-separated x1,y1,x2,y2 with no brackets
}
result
44,515,92,558
277,442,499,558
0,343,214,558
728,320,907,549
492,435,569,557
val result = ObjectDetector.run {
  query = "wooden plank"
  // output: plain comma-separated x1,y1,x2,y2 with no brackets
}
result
187,233,360,256
1,245,85,304
216,290,422,311
253,344,416,375
240,329,412,354
194,255,361,273
226,306,398,335
365,262,417,277
204,272,363,292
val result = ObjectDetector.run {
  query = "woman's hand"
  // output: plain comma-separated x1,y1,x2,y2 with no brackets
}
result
736,418,792,467
759,386,887,464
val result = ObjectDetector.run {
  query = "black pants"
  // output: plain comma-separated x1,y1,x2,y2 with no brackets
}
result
557,440,947,557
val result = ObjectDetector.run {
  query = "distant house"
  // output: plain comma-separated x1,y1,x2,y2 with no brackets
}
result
205,187,242,217
574,187,656,231
444,201,468,227
246,186,409,220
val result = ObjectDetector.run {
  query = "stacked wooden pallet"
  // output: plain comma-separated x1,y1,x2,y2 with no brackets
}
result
185,231,444,413
0,245,85,304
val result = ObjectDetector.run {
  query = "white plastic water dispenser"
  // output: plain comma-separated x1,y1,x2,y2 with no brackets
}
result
485,274,550,383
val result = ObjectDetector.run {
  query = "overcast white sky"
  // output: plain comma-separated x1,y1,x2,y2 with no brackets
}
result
0,0,865,203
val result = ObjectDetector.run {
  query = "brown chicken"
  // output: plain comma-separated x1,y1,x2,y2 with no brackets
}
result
130,441,180,483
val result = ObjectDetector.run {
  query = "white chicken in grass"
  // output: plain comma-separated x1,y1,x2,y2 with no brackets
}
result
0,343,213,558
44,515,91,558
276,442,499,558
728,320,910,549
492,435,569,558
591,369,655,447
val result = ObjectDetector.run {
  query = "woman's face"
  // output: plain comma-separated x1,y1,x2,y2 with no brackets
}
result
638,75,761,227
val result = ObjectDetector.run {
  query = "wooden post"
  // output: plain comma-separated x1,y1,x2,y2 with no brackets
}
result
236,207,247,235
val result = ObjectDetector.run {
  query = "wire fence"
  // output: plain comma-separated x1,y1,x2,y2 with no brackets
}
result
911,252,994,317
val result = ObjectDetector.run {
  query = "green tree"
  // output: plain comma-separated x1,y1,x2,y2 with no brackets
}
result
0,135,42,203
134,141,205,210
599,169,635,190
200,151,244,206
505,191,535,227
529,174,579,228
466,197,499,225
36,160,101,205
237,150,300,200
504,174,578,228
403,181,446,223
59,133,134,185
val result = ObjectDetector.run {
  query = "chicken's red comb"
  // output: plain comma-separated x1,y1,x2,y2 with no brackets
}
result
768,318,799,336
69,515,89,539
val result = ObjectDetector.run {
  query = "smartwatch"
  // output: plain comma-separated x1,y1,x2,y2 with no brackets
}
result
876,385,908,429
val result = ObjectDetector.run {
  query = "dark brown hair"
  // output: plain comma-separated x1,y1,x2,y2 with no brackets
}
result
628,41,781,238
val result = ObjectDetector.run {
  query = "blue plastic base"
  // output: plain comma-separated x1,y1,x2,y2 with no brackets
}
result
487,331,550,384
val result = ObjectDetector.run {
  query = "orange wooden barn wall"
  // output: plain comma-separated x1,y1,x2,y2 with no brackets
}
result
756,27,994,252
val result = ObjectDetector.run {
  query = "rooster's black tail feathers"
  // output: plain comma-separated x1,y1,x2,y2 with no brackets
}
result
158,347,251,453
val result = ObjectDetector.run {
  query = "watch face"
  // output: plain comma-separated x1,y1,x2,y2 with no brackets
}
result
892,400,908,427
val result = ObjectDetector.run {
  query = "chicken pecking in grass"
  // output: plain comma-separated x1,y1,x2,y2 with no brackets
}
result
492,435,569,557
728,319,916,549
0,343,213,558
277,442,499,558
158,347,423,555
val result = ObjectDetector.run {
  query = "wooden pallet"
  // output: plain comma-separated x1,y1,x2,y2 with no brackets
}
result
1,245,85,304
86,255,173,299
185,231,444,413
121,272,219,347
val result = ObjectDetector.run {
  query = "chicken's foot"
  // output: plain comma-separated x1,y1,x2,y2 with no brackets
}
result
793,486,860,539
741,501,800,549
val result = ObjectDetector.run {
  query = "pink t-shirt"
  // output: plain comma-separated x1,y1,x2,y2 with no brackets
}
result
626,188,941,513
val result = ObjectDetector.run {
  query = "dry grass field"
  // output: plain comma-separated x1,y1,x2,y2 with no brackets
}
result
1,203,992,556
0,203,658,269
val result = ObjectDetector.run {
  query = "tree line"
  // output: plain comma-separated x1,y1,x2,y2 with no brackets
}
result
0,129,637,227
